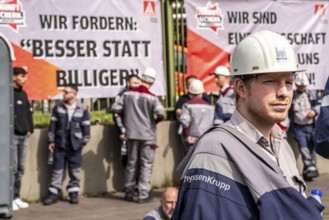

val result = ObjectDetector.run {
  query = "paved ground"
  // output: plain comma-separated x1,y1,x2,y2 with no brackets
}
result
7,174,329,220
8,190,162,220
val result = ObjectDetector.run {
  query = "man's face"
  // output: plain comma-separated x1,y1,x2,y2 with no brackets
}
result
13,73,28,88
127,76,141,89
237,72,294,126
161,191,178,219
63,87,77,101
215,75,227,88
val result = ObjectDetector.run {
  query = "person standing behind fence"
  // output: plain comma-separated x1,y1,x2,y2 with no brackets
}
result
112,74,141,166
43,85,90,205
12,67,34,211
172,30,323,219
290,72,321,181
179,79,214,154
211,66,236,125
112,67,165,203
174,75,210,119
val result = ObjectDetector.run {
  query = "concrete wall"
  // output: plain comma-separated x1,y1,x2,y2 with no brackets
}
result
21,121,183,200
20,122,329,200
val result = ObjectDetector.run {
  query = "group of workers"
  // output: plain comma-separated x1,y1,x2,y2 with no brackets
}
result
143,30,326,220
170,30,325,219
12,29,328,219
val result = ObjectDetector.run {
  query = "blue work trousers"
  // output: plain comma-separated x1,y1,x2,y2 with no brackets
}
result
48,142,82,198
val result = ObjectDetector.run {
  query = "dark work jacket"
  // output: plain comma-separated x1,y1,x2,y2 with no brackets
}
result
314,78,329,158
14,87,34,135
48,101,90,150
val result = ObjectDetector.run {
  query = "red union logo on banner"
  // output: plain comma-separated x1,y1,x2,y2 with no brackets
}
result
314,4,327,20
0,0,25,31
196,2,223,34
144,0,155,16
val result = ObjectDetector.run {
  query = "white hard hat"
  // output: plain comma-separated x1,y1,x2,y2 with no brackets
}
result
295,72,309,86
213,66,230,76
142,67,156,83
230,30,302,76
189,79,204,95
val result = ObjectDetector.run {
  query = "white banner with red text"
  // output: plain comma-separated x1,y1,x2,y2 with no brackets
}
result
0,0,165,99
185,0,329,91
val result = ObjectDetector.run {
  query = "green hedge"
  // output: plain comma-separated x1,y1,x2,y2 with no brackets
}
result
33,111,114,128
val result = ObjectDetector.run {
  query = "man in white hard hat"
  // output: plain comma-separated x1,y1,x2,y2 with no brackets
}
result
289,72,321,181
172,30,323,219
211,66,236,125
112,67,165,203
179,79,214,154
175,75,210,119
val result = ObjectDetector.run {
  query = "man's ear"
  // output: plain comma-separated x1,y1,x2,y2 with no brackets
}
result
234,78,247,99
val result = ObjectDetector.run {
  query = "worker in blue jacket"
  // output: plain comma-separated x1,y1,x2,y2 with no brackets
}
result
211,65,236,125
172,30,323,220
290,72,321,181
43,85,90,205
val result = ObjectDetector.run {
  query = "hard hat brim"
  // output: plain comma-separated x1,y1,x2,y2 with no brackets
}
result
232,68,305,77
209,72,230,77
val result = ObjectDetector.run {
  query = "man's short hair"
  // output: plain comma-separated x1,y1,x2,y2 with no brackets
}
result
185,75,198,84
13,67,27,75
66,84,79,93
126,74,140,82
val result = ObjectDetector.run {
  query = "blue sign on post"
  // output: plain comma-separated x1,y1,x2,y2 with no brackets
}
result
0,34,14,219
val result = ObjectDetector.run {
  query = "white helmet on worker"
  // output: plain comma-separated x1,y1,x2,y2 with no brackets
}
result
142,67,156,84
189,79,204,95
213,66,230,76
230,30,302,77
295,72,310,86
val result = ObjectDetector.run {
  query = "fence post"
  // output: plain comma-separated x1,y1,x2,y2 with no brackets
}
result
162,0,177,118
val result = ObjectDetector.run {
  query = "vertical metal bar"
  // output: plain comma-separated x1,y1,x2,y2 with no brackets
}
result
97,99,101,111
172,0,187,97
107,98,111,111
161,0,169,109
180,2,187,79
49,100,52,112
90,98,93,111
174,0,182,98
163,0,176,113
178,0,186,95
